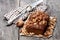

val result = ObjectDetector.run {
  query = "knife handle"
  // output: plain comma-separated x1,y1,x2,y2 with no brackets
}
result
4,5,28,20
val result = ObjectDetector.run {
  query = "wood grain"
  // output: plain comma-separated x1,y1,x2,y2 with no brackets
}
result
0,0,60,40
0,0,19,40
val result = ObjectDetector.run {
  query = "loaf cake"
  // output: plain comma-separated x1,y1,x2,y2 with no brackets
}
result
20,10,56,38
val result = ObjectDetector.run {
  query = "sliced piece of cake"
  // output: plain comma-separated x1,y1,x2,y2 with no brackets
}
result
20,10,56,38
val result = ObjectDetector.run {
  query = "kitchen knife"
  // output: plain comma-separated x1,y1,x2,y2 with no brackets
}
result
7,0,43,25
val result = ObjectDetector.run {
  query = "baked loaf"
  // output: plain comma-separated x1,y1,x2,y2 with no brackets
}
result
23,10,49,35
20,10,56,38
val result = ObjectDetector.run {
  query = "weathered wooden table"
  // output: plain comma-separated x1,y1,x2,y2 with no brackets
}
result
0,0,60,40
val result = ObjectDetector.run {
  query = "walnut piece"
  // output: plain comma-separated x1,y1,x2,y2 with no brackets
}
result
16,19,24,27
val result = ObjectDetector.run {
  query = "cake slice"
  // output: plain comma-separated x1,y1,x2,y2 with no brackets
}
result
20,10,56,38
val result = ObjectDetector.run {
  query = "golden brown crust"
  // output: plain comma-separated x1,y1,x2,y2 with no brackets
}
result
23,10,49,35
20,10,56,38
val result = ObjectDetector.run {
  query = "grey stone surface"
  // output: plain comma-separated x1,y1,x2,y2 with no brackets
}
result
0,0,60,40
0,0,19,40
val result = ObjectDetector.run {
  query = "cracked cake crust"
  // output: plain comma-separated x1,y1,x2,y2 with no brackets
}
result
20,10,56,38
